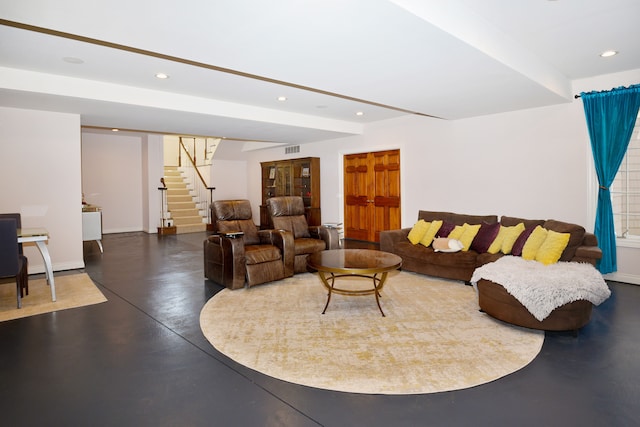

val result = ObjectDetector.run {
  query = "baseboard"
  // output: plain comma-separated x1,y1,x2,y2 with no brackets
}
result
604,272,640,286
103,226,144,234
28,261,85,276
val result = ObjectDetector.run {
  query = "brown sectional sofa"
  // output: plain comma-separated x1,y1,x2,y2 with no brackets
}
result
379,210,602,282
379,210,603,332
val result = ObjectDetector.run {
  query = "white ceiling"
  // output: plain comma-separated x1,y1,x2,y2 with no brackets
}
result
1,0,639,146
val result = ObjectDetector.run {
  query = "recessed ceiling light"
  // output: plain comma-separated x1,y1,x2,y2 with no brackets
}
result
111,128,119,132
600,50,618,58
277,96,287,101
155,73,169,79
356,111,364,116
63,57,84,64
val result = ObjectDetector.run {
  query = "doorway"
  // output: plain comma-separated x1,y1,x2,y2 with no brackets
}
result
343,149,401,242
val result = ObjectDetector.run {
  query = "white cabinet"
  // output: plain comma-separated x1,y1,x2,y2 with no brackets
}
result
82,209,103,253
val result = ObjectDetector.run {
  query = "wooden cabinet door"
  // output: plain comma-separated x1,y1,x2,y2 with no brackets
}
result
344,149,401,242
260,157,321,228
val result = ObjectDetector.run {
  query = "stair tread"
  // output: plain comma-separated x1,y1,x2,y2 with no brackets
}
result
162,169,207,229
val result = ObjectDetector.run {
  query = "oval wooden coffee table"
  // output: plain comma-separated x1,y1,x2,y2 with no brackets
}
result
306,249,402,317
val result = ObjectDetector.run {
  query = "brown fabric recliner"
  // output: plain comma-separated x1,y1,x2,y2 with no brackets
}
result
266,196,340,274
204,200,293,290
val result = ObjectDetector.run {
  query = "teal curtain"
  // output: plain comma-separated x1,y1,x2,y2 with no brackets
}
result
580,84,640,273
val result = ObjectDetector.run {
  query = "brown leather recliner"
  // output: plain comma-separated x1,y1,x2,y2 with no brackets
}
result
266,196,340,274
204,200,293,290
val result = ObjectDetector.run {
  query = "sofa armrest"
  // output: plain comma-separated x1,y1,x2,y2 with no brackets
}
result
309,226,340,250
572,245,603,266
204,235,247,290
259,229,295,277
582,232,598,247
569,232,602,266
379,228,411,253
319,226,340,249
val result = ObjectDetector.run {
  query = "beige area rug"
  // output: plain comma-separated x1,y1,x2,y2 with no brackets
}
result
200,271,544,395
0,273,107,322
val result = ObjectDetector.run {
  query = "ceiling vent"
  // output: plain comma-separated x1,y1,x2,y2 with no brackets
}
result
285,145,300,154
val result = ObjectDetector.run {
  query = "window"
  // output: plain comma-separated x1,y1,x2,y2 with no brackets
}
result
611,113,640,239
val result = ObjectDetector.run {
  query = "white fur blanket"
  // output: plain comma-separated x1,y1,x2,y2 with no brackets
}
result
471,256,611,321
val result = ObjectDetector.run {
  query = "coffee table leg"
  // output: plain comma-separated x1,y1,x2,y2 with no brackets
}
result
374,272,387,317
318,271,389,317
318,271,334,314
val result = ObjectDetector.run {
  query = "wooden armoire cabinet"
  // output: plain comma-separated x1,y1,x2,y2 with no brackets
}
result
260,157,321,229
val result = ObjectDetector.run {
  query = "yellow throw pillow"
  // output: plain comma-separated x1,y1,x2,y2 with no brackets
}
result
408,219,430,244
487,225,507,254
500,222,525,254
447,225,465,240
535,230,571,265
458,223,481,251
419,219,443,247
521,225,549,260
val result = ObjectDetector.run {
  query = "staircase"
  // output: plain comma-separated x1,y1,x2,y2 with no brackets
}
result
163,166,208,234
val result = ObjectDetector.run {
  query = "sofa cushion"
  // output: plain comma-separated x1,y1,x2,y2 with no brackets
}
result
447,225,464,240
245,244,282,265
459,223,482,251
272,215,311,239
407,219,430,244
293,237,326,255
393,241,477,268
535,230,571,265
500,223,526,255
418,211,498,227
471,221,501,253
476,251,503,267
393,241,433,261
419,220,443,247
511,225,537,256
217,219,260,245
543,219,586,261
522,225,549,260
500,216,545,229
487,225,507,254
436,220,455,237
424,249,478,269
487,223,524,254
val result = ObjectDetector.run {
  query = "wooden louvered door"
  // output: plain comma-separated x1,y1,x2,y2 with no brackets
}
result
343,149,401,242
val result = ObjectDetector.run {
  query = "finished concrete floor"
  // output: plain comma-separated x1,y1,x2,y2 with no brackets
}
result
0,231,638,426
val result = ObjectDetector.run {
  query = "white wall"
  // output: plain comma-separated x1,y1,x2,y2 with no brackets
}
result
242,69,640,283
82,130,164,234
245,104,590,228
0,107,84,273
81,131,145,233
142,134,164,233
210,159,248,201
